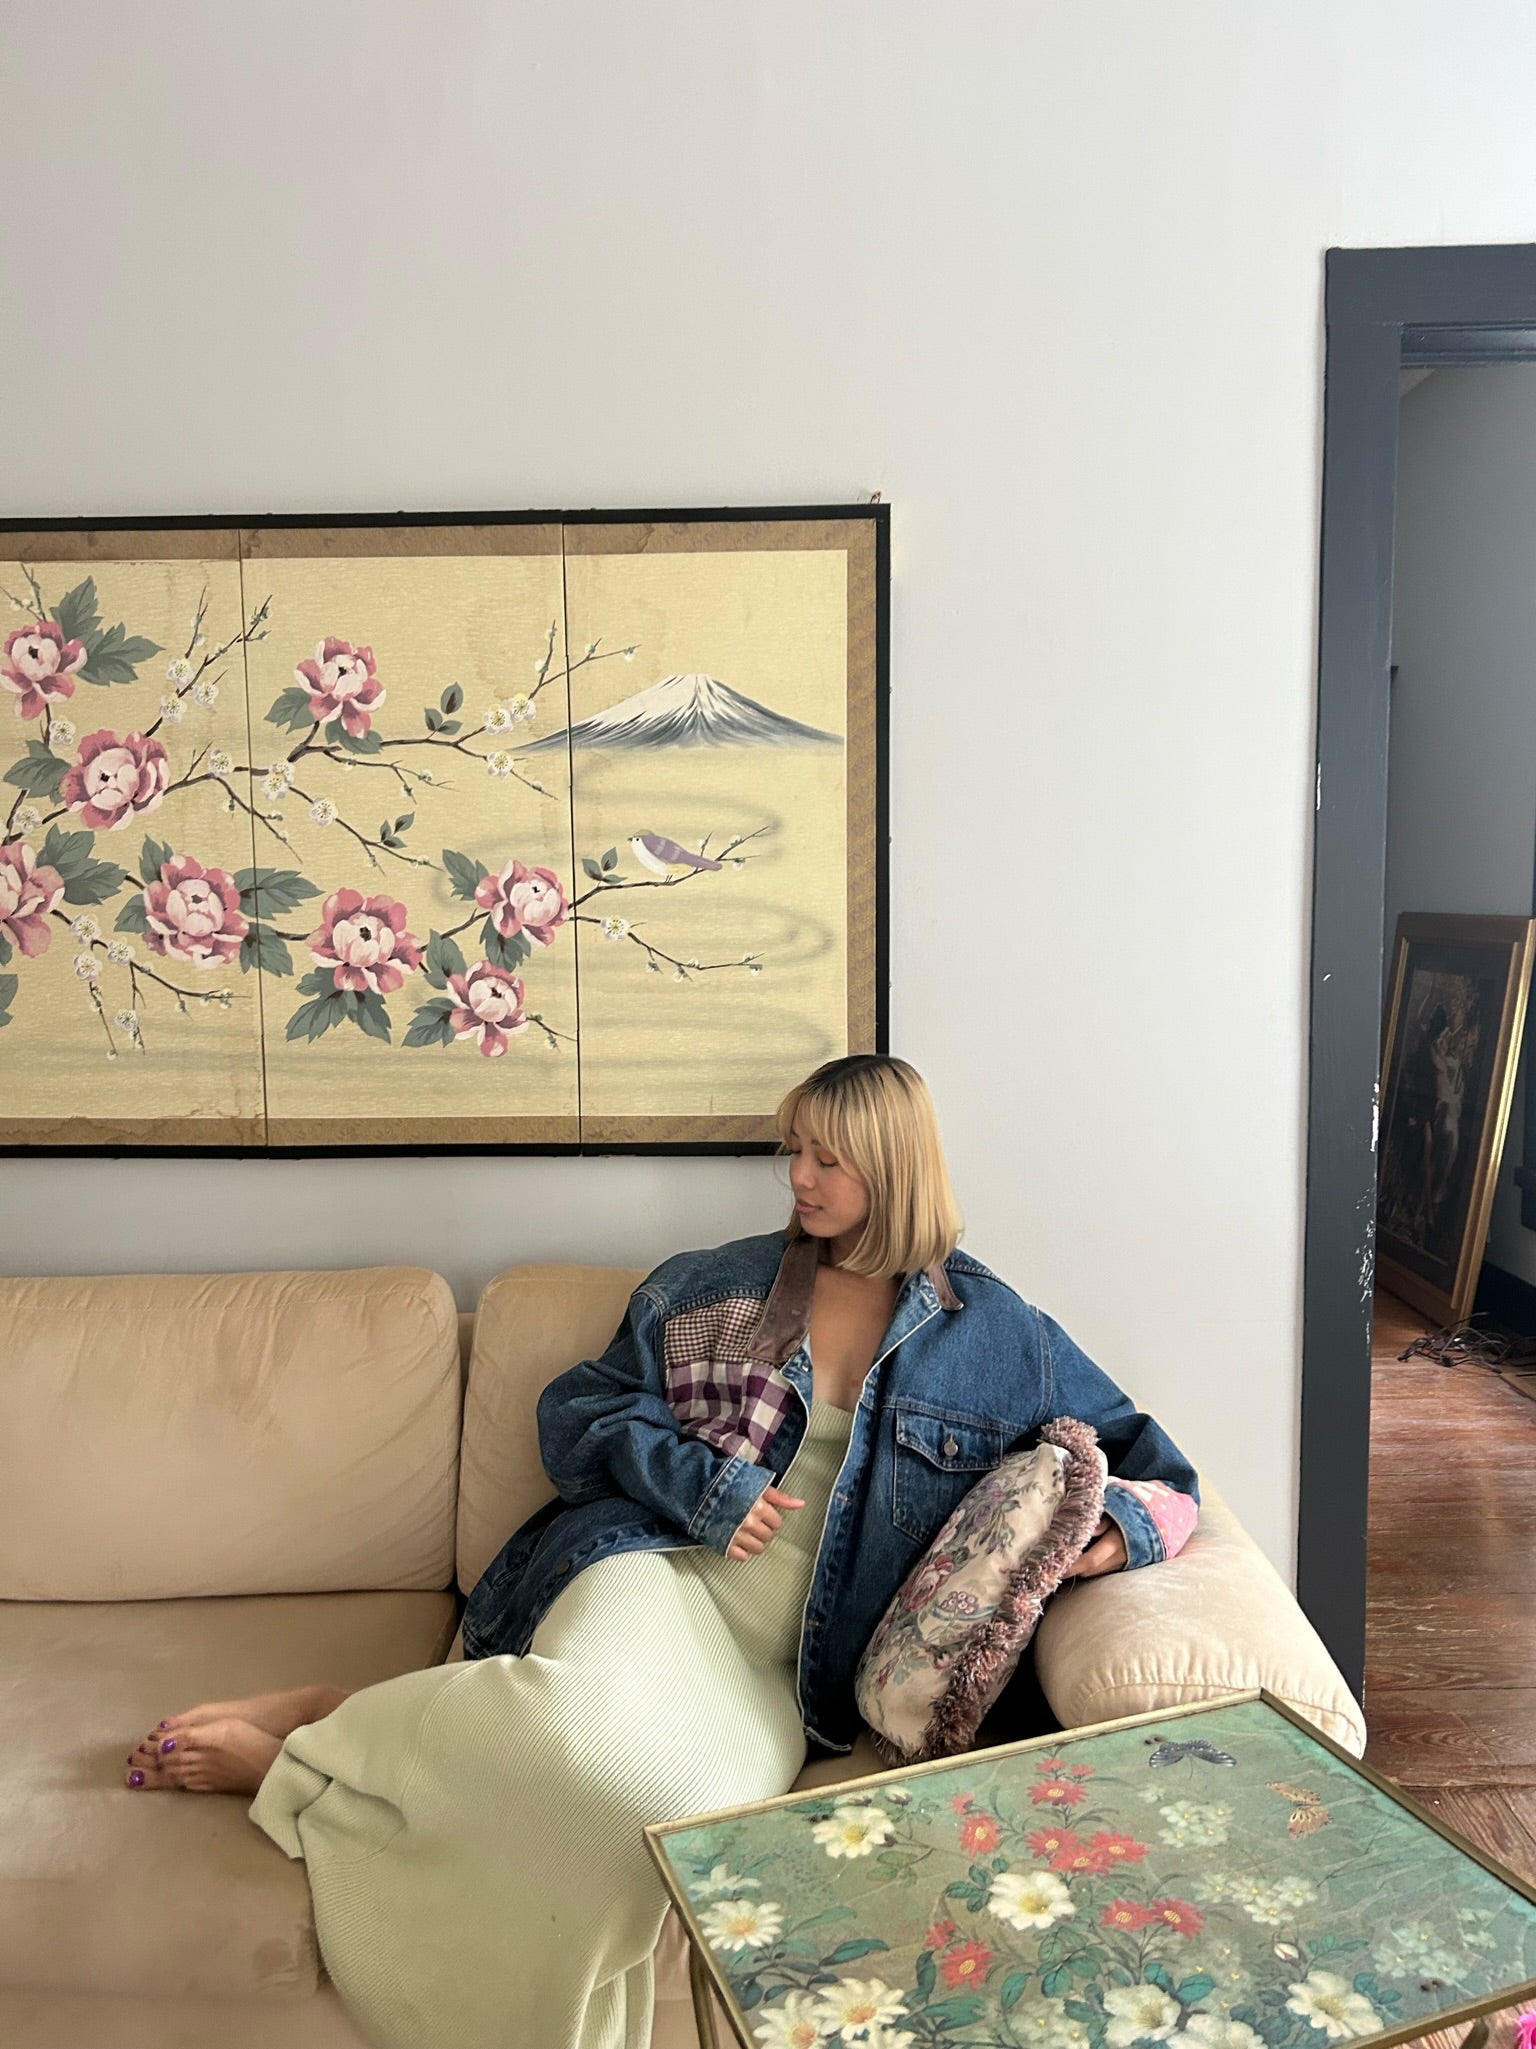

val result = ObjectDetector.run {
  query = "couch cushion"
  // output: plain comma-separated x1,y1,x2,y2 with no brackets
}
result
457,1264,642,1593
1032,1480,1367,1754
1,1268,461,1599
0,1590,457,2000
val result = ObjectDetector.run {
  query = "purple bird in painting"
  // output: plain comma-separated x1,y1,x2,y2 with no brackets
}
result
629,833,736,880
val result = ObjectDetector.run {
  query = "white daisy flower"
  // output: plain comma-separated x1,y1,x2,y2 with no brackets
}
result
191,677,219,707
483,704,514,733
10,802,41,834
810,1807,895,1858
166,656,194,686
813,1979,907,2043
1101,1984,1181,2047
485,750,515,778
71,914,101,944
1285,1971,1380,2041
601,917,630,941
1183,2016,1263,2049
310,798,338,826
698,1897,783,1952
208,747,235,776
506,692,536,722
693,1863,761,1900
987,1869,1075,1931
73,952,100,981
158,693,186,723
105,939,134,965
48,717,75,748
753,1991,832,2049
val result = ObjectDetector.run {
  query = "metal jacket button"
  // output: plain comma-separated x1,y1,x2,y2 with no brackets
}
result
943,1435,959,1458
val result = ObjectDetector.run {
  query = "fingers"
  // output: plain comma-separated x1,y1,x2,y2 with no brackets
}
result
761,1488,806,1511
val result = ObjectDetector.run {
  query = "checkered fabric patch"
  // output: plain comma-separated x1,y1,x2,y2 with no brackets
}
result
662,1294,798,1463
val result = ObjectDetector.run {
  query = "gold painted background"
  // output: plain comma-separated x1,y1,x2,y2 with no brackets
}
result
0,518,879,1148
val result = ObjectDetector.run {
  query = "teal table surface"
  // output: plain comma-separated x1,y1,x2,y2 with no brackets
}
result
648,1693,1536,2049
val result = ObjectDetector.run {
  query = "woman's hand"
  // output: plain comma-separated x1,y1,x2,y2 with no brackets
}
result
1063,1514,1128,1578
727,1486,806,1561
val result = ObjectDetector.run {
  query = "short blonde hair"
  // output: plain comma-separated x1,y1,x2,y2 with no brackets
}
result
775,1055,963,1279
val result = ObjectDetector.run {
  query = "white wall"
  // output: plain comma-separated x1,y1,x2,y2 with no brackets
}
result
8,0,1536,1578
1387,366,1536,1285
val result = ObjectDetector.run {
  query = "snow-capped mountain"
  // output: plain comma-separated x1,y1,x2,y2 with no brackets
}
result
523,672,842,752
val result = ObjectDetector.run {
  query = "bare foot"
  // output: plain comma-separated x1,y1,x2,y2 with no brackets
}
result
126,1715,282,1795
130,1684,347,1769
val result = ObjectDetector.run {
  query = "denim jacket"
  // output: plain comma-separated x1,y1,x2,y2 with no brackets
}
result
462,1231,1200,1754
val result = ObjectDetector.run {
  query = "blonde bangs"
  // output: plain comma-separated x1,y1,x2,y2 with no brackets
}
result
776,1056,963,1279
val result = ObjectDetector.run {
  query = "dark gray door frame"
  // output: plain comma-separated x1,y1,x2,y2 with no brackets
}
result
1302,244,1536,1699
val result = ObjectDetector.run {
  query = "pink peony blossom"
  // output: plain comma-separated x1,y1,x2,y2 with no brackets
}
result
474,859,569,946
0,841,65,957
446,960,527,1057
2,621,86,721
295,637,384,737
60,729,171,831
144,853,248,968
309,887,423,995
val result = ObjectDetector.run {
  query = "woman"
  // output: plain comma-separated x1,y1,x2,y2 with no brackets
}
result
127,1054,1199,2049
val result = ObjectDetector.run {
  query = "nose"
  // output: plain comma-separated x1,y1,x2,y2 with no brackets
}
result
789,1159,815,1194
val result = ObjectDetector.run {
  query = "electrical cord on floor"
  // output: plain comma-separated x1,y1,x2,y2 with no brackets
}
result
1398,1319,1536,1368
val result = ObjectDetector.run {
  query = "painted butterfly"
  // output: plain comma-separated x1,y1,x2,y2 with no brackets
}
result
1267,1780,1334,1837
1144,1737,1238,1768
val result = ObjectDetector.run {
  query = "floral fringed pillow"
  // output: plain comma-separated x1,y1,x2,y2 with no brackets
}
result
855,1417,1107,1765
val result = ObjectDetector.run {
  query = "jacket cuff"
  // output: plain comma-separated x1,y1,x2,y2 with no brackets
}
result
1101,1480,1164,1570
688,1453,773,1553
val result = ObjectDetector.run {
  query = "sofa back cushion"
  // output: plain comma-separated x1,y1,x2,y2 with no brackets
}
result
1,1267,461,1600
457,1264,642,1594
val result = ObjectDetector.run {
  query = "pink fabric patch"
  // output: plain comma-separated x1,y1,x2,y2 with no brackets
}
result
1112,1478,1199,1558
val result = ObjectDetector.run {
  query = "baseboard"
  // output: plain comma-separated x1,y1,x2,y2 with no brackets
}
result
1474,1261,1536,1337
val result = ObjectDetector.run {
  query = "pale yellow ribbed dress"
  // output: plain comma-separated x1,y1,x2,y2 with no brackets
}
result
249,1400,854,2049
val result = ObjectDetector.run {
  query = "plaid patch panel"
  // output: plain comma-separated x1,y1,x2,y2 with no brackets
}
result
662,1294,798,1463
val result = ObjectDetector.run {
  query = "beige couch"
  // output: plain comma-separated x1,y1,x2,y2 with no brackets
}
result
0,1264,1364,2049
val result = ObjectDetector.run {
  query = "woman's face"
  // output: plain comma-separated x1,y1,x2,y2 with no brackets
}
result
787,1114,872,1247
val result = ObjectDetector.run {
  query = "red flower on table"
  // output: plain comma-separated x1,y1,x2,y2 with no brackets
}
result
940,1940,995,1989
950,1793,975,1815
3,620,85,720
1030,1777,1088,1806
61,730,170,831
1053,1835,1110,1874
296,637,384,738
446,960,527,1058
309,889,424,996
1038,1755,1095,1780
0,841,64,957
1101,1899,1157,1932
1088,1831,1148,1867
475,859,570,946
959,1812,1003,1856
1147,1897,1204,1938
923,1918,957,1953
1029,1825,1080,1862
144,853,248,967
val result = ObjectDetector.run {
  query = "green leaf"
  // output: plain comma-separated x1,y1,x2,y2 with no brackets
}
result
440,682,463,715
442,848,489,901
292,966,334,998
234,867,321,916
353,990,391,1042
1066,2001,1099,2026
267,684,315,732
50,577,100,644
239,923,293,977
437,717,462,736
600,870,626,884
1041,1967,1073,2000
923,1995,984,2028
286,989,349,1042
738,1980,764,2011
62,857,129,905
1003,1971,1032,2014
601,846,617,870
3,739,68,799
78,622,162,685
1178,1975,1217,2005
481,920,530,972
915,1950,937,2000
394,812,414,832
403,996,458,1048
0,971,16,1025
821,1940,888,1965
582,857,604,881
326,717,381,755
39,824,93,881
1145,1964,1177,1997
114,894,150,933
424,929,467,989
139,835,174,885
0,929,9,966
423,705,444,732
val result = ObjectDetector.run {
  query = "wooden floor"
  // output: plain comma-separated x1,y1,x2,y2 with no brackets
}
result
1365,1290,1536,2047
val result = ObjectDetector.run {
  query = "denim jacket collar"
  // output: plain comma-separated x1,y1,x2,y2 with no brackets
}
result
746,1232,961,1368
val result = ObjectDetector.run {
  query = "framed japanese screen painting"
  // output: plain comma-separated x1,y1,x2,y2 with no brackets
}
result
0,508,886,1153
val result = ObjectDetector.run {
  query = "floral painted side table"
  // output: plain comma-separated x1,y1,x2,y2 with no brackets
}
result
646,1691,1536,2049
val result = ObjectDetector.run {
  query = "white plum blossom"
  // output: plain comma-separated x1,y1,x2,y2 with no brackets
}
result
1009,2002,1090,2049
191,677,219,707
483,704,514,734
260,773,288,800
1201,1872,1318,1926
623,645,637,661
698,1897,783,1951
485,750,515,779
988,1869,1075,1931
113,1009,139,1033
1101,1984,1181,2048
1158,1801,1234,1849
73,952,99,980
48,716,75,749
71,914,101,944
813,1979,908,2043
1285,1971,1380,2041
753,1992,832,2049
1183,2016,1263,2049
158,693,186,723
11,802,41,834
1372,1921,1462,1983
505,692,536,723
1458,1909,1497,1954
268,759,296,788
309,798,338,826
601,916,630,941
105,939,134,964
208,747,235,776
810,1805,895,1858
166,656,194,686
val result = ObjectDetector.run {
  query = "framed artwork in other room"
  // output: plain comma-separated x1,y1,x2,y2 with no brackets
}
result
1376,912,1536,1325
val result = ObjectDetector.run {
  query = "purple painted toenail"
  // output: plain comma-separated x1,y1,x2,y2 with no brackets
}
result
161,1737,176,1753
128,1770,145,1787
158,1720,170,1729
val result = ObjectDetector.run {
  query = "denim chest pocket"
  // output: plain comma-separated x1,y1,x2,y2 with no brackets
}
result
891,1403,1012,1543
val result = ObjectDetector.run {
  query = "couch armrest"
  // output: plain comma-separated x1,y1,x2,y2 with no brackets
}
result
1033,1481,1366,1755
